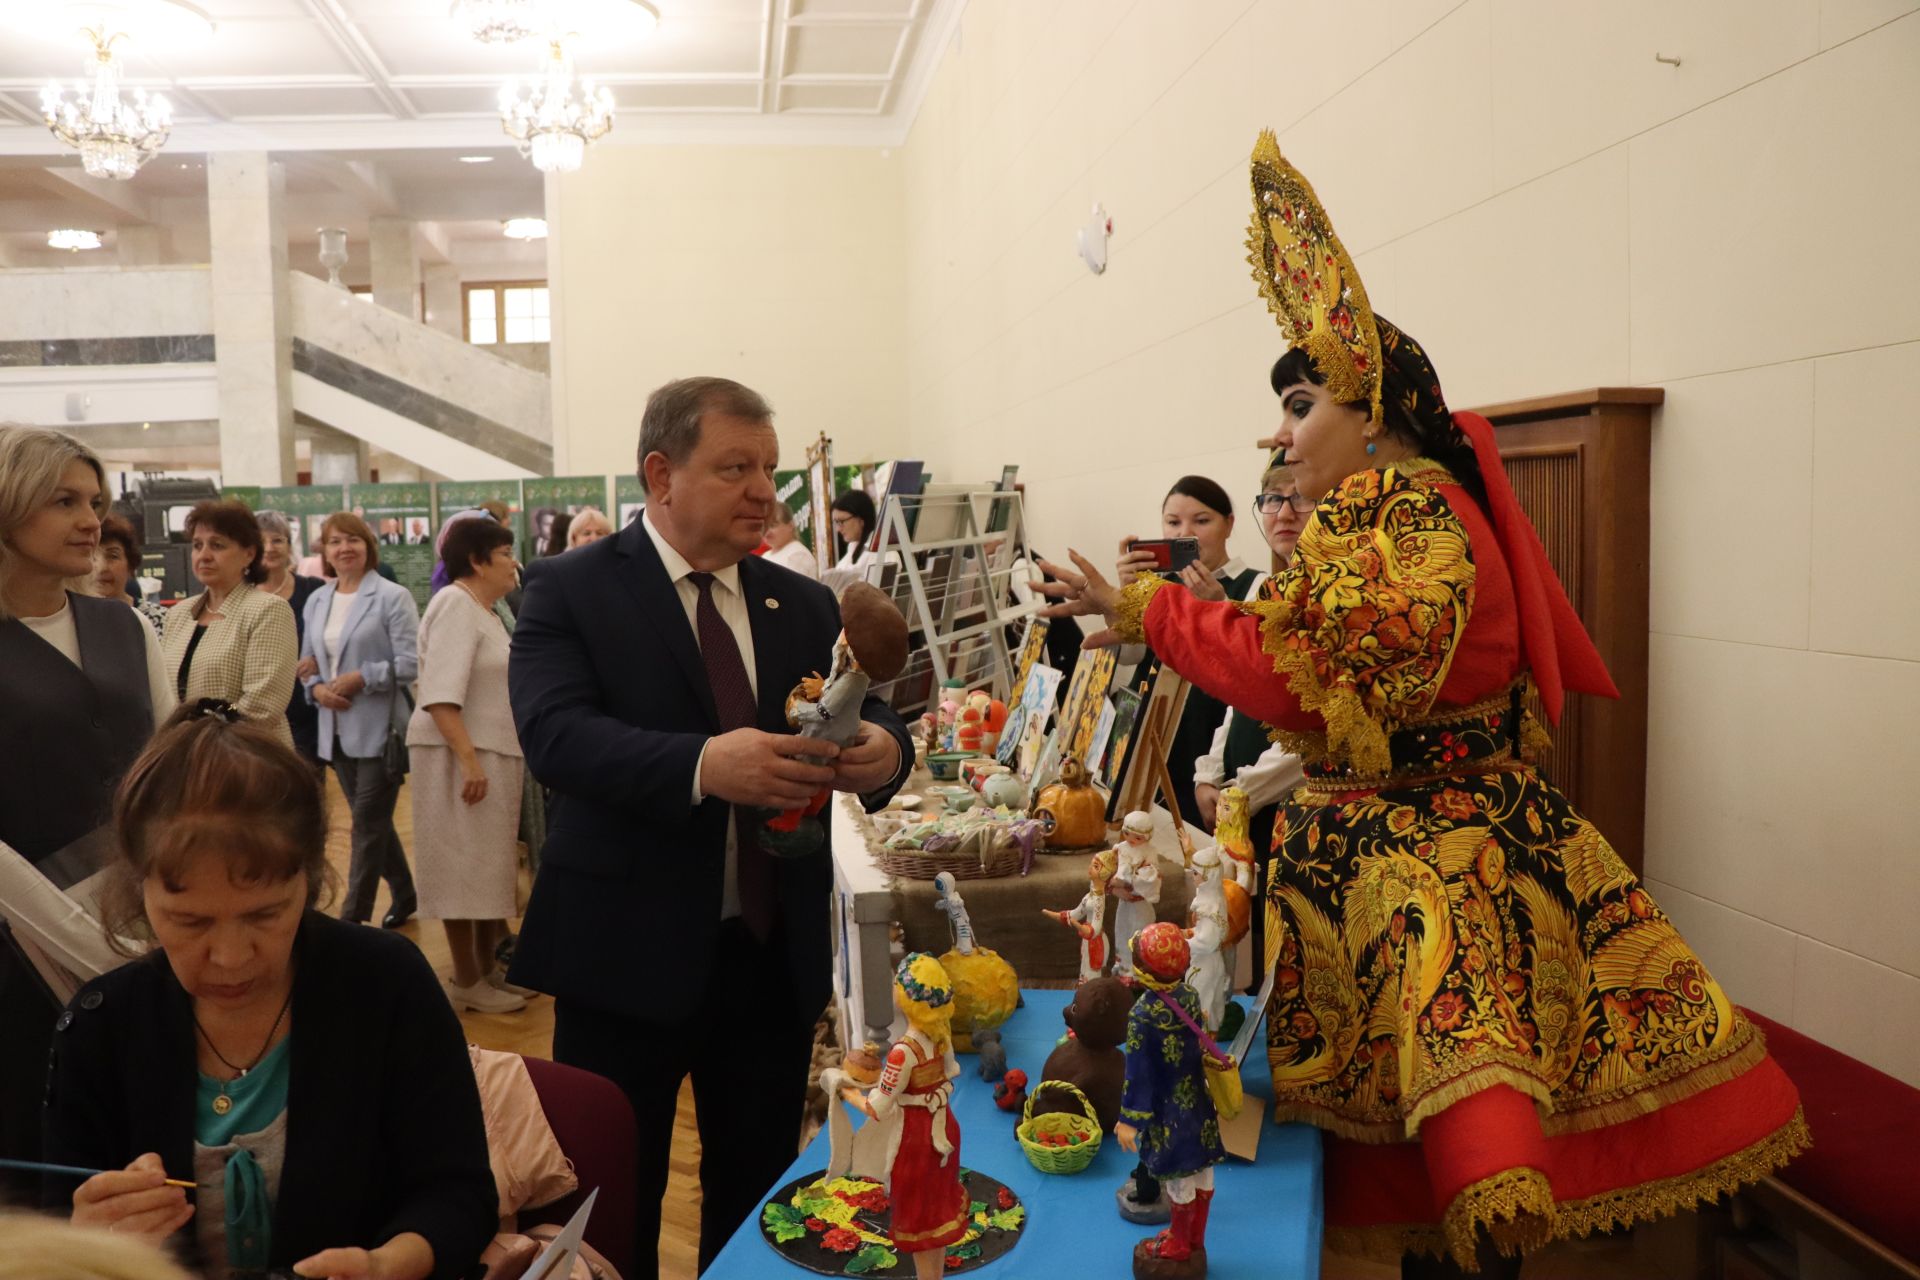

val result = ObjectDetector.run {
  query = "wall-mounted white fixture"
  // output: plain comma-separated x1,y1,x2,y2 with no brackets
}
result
503,217,548,240
47,229,103,251
1078,204,1111,275
316,227,348,288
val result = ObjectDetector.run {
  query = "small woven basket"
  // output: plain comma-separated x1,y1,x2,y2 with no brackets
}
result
1016,1080,1102,1174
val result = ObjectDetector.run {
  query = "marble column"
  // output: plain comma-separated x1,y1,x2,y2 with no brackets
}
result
308,425,368,487
422,263,462,338
116,225,165,265
207,152,295,485
369,217,420,321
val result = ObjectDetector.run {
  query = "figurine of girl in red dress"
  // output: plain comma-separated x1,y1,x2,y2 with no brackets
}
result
854,953,970,1278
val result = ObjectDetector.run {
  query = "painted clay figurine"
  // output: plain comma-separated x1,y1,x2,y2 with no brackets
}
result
1044,847,1117,983
1109,810,1162,948
935,871,1019,1050
1117,922,1225,1279
933,871,976,955
1033,974,1132,1133
765,582,908,855
849,953,971,1279
1183,847,1231,1033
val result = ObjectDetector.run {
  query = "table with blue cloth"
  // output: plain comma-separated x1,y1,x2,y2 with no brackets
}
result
706,988,1324,1279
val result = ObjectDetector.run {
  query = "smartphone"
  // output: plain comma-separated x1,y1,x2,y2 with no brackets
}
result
1128,537,1200,575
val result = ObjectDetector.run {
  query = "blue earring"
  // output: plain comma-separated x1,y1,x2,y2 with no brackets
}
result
1365,440,1377,456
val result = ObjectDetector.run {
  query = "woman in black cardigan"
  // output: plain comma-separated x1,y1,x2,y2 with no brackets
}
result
42,703,494,1280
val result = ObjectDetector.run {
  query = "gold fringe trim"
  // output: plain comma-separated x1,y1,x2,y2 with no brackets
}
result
1545,1018,1769,1136
1113,575,1166,646
1322,1108,1812,1271
1444,1167,1556,1268
1262,628,1396,776
1555,1106,1811,1242
1404,1061,1557,1140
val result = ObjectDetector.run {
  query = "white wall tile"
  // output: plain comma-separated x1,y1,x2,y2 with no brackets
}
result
1394,146,1631,411
1647,361,1814,649
1809,341,1920,661
1491,0,1820,190
1646,635,1920,979
1276,0,1494,255
1820,0,1920,47
1644,878,1797,1023
1629,15,1920,383
1791,936,1920,1086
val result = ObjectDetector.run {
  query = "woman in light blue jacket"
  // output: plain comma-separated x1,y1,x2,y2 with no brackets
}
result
300,512,422,927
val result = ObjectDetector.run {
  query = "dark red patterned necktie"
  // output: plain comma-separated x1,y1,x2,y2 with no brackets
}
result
687,572,772,941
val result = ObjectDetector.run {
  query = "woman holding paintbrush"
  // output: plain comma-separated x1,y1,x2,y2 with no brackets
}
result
39,702,494,1280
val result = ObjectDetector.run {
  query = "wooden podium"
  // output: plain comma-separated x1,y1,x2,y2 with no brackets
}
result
1473,387,1660,876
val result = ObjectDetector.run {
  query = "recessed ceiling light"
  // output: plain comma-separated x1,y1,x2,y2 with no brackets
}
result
48,229,103,251
502,217,548,240
458,155,495,164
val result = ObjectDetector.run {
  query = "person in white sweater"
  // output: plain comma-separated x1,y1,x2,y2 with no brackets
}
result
762,499,818,578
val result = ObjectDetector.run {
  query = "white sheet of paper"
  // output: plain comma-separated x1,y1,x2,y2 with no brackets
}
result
524,1187,598,1280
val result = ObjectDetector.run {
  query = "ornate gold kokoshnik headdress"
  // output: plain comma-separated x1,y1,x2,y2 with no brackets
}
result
1246,128,1385,424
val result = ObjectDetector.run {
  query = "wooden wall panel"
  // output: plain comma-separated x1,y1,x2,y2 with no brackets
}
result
1472,388,1660,876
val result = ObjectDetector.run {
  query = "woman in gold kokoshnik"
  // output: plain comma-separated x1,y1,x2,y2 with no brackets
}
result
1036,132,1807,1277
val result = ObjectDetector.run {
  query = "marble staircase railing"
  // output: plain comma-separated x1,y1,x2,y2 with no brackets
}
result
287,271,551,475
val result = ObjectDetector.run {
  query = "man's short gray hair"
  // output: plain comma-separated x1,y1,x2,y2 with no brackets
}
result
636,377,773,479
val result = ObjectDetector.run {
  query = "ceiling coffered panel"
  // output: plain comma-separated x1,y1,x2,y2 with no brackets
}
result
0,0,964,150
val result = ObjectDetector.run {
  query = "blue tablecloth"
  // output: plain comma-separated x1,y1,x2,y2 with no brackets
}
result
706,989,1323,1279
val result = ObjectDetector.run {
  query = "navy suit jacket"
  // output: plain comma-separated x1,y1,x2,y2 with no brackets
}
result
506,519,911,1024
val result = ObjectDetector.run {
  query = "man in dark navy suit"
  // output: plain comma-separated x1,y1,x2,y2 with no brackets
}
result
507,377,910,1278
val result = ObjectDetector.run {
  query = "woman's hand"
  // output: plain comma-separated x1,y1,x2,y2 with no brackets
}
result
1193,783,1221,833
1114,535,1156,589
1178,563,1225,602
313,686,351,712
458,753,489,806
294,1232,433,1279
332,671,367,699
296,655,319,680
70,1153,194,1241
1032,552,1125,649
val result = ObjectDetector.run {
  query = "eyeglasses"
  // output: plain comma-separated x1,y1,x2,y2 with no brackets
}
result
1252,492,1315,514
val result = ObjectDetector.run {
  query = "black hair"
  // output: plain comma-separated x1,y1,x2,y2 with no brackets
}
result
1268,347,1489,512
1163,476,1234,521
443,516,515,580
831,490,878,563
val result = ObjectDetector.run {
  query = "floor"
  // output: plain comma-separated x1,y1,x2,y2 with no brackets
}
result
333,776,1653,1280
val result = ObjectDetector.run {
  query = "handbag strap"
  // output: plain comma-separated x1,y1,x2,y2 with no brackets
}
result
1152,989,1233,1068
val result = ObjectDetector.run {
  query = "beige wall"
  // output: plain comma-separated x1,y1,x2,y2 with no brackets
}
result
896,0,1920,1082
546,145,905,477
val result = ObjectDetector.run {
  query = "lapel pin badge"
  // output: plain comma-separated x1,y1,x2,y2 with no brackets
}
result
765,597,780,610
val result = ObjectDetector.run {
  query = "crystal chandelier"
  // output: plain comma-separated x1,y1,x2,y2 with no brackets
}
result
40,28,173,181
499,40,613,174
452,0,544,44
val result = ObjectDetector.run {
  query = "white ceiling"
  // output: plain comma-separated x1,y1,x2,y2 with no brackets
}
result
0,0,964,152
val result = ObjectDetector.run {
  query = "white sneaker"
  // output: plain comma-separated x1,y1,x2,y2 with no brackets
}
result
486,968,538,999
447,978,526,1013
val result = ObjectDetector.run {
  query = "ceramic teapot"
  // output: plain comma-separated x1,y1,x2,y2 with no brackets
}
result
1033,758,1108,850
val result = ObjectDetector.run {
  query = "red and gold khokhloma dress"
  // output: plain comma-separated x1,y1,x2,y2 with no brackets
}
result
1112,442,1808,1267
871,1030,970,1253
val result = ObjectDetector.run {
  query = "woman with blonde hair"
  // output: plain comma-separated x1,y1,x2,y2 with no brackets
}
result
852,953,967,1280
300,511,420,928
0,426,173,1195
565,505,612,549
158,498,296,747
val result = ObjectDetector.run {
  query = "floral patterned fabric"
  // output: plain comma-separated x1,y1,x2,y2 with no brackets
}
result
1120,983,1226,1182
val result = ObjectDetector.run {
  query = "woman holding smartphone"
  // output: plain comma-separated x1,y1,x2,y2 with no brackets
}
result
1112,476,1257,826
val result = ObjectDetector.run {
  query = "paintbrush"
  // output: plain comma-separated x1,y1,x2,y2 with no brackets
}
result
0,1157,196,1189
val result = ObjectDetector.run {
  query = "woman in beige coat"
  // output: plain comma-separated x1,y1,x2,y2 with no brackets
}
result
159,499,296,747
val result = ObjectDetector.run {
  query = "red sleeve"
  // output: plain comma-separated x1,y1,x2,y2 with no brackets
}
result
1139,584,1315,730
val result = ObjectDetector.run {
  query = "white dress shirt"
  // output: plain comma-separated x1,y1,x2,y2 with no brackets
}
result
642,509,758,921
1189,567,1306,810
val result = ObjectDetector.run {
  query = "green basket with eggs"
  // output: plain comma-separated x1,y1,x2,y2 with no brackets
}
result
1016,1080,1101,1174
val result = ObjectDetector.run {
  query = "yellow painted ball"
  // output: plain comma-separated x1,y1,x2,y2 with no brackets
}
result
939,947,1019,1052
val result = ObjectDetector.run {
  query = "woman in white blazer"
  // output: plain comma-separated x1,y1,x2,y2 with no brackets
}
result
300,512,421,927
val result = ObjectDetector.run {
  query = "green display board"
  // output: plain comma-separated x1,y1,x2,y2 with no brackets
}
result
614,475,646,531
434,480,526,562
522,476,611,558
220,485,262,512
350,482,434,608
258,485,348,567
773,469,810,549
